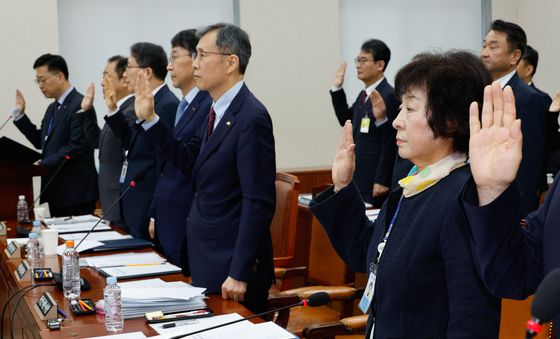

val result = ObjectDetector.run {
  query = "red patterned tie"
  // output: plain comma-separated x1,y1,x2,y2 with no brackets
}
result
358,90,367,106
207,106,216,138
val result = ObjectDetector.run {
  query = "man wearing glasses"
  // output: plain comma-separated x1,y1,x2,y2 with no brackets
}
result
11,53,98,217
135,23,275,314
143,29,211,270
104,42,178,239
330,39,400,206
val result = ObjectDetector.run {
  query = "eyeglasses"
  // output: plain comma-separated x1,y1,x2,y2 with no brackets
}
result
126,64,146,70
354,57,374,66
168,53,194,64
34,72,60,85
192,51,232,61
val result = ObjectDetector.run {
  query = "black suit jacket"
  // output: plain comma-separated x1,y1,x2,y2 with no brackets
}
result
105,85,178,238
507,74,546,214
330,79,400,203
14,88,98,208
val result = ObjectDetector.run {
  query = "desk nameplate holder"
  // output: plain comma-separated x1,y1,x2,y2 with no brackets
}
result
4,241,21,259
15,260,30,281
34,292,57,320
0,221,6,236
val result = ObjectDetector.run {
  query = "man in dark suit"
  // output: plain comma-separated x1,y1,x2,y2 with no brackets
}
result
517,45,560,179
78,55,134,227
463,82,560,334
144,29,211,269
12,54,98,217
135,23,275,314
104,42,178,238
330,39,400,206
480,20,546,215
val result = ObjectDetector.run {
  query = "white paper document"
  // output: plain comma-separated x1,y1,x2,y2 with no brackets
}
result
56,240,104,255
84,332,146,339
60,231,132,242
6,238,29,246
44,214,100,224
46,221,111,233
81,252,166,268
98,262,182,279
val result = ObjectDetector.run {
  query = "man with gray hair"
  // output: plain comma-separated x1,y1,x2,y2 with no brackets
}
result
135,23,276,313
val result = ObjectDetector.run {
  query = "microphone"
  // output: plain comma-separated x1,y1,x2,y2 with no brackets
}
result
526,268,560,339
169,292,330,339
74,170,146,250
0,115,12,132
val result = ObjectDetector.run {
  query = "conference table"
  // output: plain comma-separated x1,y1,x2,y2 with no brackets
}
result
0,220,256,339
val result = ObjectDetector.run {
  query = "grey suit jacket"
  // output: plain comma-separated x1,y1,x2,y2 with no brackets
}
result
98,96,135,225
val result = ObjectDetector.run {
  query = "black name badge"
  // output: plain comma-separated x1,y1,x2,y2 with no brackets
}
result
4,241,20,259
34,292,57,320
15,261,30,280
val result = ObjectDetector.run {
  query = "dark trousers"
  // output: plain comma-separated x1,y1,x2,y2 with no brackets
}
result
50,201,96,217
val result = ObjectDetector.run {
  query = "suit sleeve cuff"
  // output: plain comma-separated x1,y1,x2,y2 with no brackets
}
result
331,85,342,92
141,115,160,131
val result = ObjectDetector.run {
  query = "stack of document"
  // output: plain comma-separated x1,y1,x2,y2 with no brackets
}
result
150,313,296,339
97,278,207,319
45,214,111,233
81,252,165,268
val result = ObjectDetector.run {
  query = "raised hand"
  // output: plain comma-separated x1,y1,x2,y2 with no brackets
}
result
549,92,560,112
102,75,118,112
333,62,346,88
332,120,356,191
15,89,26,112
469,82,522,206
370,90,387,121
81,83,95,111
134,71,156,122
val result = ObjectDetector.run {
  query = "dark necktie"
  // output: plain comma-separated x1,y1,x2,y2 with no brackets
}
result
174,97,189,126
207,106,216,138
47,102,61,135
358,90,367,106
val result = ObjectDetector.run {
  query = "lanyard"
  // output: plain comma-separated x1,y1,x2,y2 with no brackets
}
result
375,195,404,264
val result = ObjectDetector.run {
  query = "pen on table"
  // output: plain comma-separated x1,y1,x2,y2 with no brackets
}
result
57,307,67,319
161,320,198,329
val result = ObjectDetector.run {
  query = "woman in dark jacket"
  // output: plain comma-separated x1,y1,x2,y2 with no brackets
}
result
310,51,501,338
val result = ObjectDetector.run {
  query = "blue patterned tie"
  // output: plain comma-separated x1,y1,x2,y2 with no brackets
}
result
174,97,189,126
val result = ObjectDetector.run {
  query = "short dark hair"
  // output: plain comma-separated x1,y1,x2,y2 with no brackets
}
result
33,54,69,80
107,55,128,79
197,23,251,74
521,45,539,77
171,29,198,54
490,19,527,57
361,39,391,71
395,50,491,153
129,42,168,80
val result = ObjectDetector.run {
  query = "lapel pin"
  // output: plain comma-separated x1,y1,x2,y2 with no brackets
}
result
226,121,231,126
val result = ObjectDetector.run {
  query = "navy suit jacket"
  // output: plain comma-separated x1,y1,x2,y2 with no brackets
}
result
144,84,276,294
105,85,178,238
310,167,500,338
151,90,211,268
463,175,560,332
507,74,546,214
14,88,98,208
330,79,400,203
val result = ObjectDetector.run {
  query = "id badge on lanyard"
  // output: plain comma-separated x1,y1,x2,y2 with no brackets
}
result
119,151,129,184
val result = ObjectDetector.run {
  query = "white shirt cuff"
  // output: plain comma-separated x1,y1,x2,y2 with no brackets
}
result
12,107,24,121
374,117,388,127
142,115,160,130
330,85,342,92
107,108,119,117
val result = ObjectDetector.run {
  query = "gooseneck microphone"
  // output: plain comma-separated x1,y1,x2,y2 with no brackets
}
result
25,155,71,217
526,268,560,339
0,115,12,133
74,170,146,250
169,292,330,339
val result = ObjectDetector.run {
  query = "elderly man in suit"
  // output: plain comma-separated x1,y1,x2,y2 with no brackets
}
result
135,23,276,314
480,19,546,215
330,39,400,206
104,42,178,239
12,53,98,217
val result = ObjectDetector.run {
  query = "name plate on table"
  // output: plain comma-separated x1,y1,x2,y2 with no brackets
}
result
34,292,57,320
4,241,21,259
0,221,6,236
15,260,30,281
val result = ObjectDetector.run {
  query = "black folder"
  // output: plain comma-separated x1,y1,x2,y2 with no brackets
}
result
0,136,41,163
89,238,154,252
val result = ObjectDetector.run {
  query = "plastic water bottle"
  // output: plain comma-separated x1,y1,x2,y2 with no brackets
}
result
62,240,80,300
31,220,43,257
26,232,40,269
16,195,29,223
104,276,123,332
